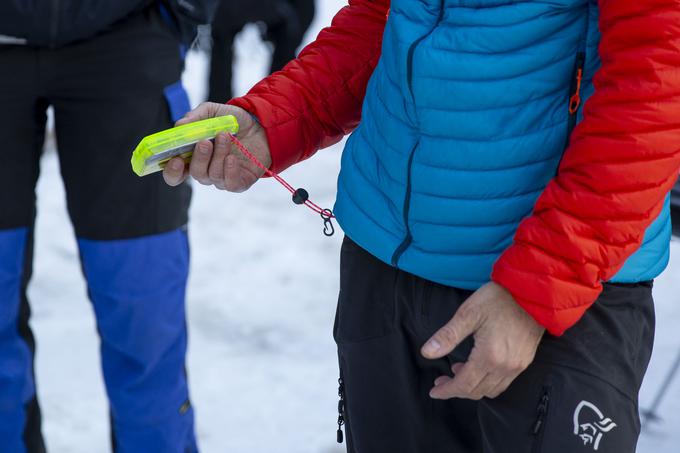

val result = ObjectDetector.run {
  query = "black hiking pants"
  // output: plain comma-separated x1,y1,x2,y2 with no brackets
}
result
334,237,655,453
0,8,194,452
208,0,315,102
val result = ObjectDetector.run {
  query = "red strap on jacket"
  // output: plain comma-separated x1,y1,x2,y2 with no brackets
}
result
493,0,680,336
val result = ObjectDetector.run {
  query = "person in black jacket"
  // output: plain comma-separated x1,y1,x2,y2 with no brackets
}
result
208,0,315,102
0,1,215,452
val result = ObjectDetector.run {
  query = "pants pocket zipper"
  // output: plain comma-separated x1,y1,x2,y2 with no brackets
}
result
532,386,552,453
337,369,346,443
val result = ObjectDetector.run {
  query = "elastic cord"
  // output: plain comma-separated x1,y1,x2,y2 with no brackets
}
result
228,134,335,218
227,134,336,237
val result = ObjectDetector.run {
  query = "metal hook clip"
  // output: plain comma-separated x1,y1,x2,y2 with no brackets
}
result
321,209,335,237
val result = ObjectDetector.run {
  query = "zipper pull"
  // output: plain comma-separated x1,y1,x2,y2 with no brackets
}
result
532,392,550,435
337,377,346,443
532,417,544,435
569,54,586,115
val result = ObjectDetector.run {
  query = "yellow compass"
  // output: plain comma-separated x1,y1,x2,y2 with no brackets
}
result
131,115,240,176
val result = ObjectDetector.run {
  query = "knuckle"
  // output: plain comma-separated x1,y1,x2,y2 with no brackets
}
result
455,302,479,326
436,324,459,346
457,387,482,400
208,166,221,180
510,360,527,373
485,349,504,368
456,301,474,319
486,390,502,399
442,387,462,400
190,158,209,173
225,180,243,193
189,165,205,176
505,363,519,374
502,358,522,374
190,157,205,169
458,380,477,395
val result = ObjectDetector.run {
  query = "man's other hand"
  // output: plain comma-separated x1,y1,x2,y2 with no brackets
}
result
421,282,545,400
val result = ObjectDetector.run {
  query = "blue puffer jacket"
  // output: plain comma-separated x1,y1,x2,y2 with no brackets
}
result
333,0,671,290
233,0,680,334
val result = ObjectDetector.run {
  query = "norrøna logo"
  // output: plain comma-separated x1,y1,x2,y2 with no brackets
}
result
573,400,618,450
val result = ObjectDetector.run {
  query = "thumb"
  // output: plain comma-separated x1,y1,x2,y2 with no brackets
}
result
421,301,481,359
175,102,222,126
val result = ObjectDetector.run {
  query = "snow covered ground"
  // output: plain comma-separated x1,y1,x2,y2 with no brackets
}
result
28,0,679,451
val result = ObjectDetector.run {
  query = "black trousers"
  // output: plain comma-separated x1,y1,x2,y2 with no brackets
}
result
0,9,191,239
0,9,193,452
208,0,315,102
334,237,655,453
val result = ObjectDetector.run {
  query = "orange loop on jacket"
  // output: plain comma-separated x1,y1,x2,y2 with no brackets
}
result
569,68,583,114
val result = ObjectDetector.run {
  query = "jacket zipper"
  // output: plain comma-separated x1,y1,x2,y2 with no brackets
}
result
565,1,591,144
555,51,586,175
391,143,418,266
531,386,552,453
50,0,60,48
566,52,585,143
391,1,445,267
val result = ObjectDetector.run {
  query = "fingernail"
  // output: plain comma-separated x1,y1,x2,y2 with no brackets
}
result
199,142,210,154
423,339,441,356
429,389,441,400
171,159,183,171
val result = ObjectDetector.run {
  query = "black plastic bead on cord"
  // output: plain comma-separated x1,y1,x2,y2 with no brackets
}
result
292,188,309,205
290,187,335,236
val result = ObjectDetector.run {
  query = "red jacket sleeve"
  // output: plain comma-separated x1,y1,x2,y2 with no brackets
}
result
228,0,389,173
493,0,680,336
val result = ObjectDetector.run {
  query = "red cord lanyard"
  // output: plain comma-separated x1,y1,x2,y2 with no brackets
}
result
228,133,335,236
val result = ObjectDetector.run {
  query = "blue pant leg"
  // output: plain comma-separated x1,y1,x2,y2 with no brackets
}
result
78,229,197,453
0,228,34,453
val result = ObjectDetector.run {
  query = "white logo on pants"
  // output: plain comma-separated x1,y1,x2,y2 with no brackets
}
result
573,400,617,450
